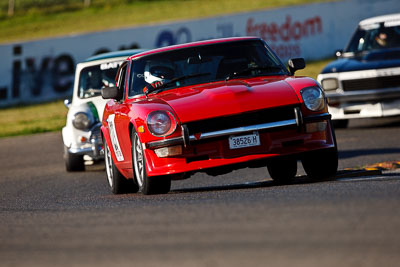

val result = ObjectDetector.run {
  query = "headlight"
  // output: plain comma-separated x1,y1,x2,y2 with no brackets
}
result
321,78,339,91
301,87,325,111
72,112,92,130
147,110,177,137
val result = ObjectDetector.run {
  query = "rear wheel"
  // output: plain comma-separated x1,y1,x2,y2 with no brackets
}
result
64,146,84,172
301,147,338,180
132,130,171,195
104,140,139,194
267,157,297,184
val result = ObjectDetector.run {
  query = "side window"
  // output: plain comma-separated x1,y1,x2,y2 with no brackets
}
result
129,59,146,96
118,63,127,91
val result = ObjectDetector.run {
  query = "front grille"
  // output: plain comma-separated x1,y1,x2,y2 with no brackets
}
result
342,75,400,91
185,105,297,135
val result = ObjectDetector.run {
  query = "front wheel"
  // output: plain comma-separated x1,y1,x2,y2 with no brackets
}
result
301,147,338,180
267,157,297,184
64,146,84,172
104,140,139,194
132,130,171,195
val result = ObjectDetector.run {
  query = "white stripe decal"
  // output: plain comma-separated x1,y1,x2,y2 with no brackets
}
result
107,114,124,161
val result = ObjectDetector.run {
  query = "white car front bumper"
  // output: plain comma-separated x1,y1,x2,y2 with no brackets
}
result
62,122,104,160
328,98,400,120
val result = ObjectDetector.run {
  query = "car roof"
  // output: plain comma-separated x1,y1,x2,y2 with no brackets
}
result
359,13,400,27
127,37,262,60
84,49,146,62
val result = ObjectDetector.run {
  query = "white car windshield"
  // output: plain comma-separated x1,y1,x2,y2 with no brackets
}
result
78,60,122,99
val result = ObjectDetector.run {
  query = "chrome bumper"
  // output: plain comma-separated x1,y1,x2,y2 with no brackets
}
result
68,142,104,159
68,123,104,159
147,111,331,149
327,87,400,104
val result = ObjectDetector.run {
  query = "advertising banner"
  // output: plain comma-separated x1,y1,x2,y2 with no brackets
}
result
0,0,399,107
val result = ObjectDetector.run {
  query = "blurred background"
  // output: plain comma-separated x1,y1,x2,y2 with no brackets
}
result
0,0,399,137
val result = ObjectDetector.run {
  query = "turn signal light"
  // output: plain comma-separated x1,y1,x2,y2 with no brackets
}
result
305,121,327,133
154,145,182,158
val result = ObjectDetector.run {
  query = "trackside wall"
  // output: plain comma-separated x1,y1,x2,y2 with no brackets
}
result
0,0,399,107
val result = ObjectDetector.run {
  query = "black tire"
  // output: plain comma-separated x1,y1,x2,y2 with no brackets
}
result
64,146,85,172
267,157,297,184
132,130,171,195
332,119,348,129
301,147,338,180
104,140,139,194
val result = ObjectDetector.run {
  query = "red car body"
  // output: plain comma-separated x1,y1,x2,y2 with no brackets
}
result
101,37,338,194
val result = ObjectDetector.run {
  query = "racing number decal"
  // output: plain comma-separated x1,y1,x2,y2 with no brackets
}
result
107,114,124,161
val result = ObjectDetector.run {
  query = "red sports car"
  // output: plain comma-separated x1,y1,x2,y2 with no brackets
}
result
101,37,338,195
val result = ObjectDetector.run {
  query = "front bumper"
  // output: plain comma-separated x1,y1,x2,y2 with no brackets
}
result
319,66,400,120
66,123,104,160
326,88,400,120
147,109,329,149
327,87,400,104
143,112,335,177
327,99,400,120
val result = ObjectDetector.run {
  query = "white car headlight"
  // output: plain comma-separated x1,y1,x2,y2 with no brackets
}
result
321,78,339,91
301,87,325,111
147,110,177,137
72,112,92,130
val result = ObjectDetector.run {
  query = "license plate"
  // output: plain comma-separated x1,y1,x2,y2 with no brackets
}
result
229,132,260,149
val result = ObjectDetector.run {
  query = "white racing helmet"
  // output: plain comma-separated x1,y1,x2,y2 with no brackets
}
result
144,60,175,85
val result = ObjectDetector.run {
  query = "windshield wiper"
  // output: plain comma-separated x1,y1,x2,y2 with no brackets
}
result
145,72,211,95
225,66,283,81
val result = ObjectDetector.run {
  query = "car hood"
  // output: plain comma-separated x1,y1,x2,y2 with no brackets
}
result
321,48,400,74
152,78,301,123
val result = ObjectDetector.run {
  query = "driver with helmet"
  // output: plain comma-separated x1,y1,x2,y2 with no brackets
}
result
143,60,175,93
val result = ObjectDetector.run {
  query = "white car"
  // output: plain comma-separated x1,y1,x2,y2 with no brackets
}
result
62,49,145,171
318,13,400,128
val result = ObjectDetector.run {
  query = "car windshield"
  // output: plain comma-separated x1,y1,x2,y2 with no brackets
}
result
78,60,122,99
344,22,400,53
128,40,287,96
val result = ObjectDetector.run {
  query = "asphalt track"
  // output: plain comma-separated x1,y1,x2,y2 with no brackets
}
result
1,118,400,267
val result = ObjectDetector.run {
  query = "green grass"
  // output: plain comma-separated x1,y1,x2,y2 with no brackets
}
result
0,59,331,138
296,58,332,79
0,0,332,43
0,100,67,138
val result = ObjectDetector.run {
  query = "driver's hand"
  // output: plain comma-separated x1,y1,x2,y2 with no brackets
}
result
151,81,163,88
143,81,164,94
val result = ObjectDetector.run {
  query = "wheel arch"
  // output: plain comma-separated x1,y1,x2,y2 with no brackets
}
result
129,122,135,145
101,125,119,168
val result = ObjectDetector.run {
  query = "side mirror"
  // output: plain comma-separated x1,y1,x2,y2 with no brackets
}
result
101,86,123,101
64,98,71,109
335,50,343,58
288,58,306,75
